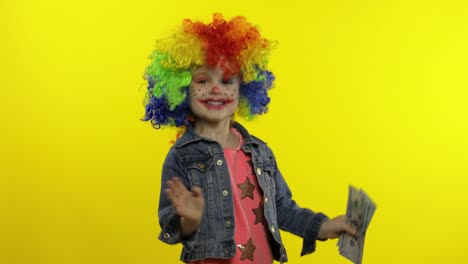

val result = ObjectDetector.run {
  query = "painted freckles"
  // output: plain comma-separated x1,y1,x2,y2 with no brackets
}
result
188,65,240,123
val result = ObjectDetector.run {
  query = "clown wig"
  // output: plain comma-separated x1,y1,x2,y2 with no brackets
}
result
142,14,276,128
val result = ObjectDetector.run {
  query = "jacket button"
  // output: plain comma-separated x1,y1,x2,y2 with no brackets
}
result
256,167,262,176
197,162,206,169
264,196,269,204
270,226,276,233
163,233,171,239
225,220,232,227
223,190,229,196
217,160,223,166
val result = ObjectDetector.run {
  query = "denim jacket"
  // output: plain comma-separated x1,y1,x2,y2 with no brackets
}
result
158,122,329,263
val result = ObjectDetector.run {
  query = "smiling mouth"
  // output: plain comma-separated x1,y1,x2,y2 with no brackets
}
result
199,99,233,109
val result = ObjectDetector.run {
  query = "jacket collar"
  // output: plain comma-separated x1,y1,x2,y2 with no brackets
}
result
174,121,260,148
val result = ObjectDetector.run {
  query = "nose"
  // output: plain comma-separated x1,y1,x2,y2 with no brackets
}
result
211,85,221,94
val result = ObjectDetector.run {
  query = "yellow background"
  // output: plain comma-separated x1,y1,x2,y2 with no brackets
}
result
2,0,468,263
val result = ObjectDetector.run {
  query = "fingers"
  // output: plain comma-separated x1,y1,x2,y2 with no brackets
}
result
334,215,346,222
192,186,203,198
165,177,203,202
164,177,204,221
322,215,356,239
343,222,357,236
335,215,357,236
166,177,186,196
165,177,186,204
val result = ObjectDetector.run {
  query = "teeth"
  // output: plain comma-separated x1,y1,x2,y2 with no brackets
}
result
206,101,224,105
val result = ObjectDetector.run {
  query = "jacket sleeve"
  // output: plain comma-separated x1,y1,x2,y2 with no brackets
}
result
270,150,329,256
158,147,190,245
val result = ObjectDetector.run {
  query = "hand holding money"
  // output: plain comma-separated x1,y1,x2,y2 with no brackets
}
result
318,215,356,240
338,185,376,264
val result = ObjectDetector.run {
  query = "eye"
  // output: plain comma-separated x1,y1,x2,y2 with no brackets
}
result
222,78,236,85
195,79,207,84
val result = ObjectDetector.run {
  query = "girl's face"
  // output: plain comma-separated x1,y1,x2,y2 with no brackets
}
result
189,65,240,124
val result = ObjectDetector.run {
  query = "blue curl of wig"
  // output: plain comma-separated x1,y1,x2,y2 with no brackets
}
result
240,70,275,116
142,77,191,128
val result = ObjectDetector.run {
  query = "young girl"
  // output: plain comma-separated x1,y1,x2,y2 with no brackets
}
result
143,14,356,264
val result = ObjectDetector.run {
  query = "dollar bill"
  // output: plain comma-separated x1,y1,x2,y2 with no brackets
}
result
338,185,376,264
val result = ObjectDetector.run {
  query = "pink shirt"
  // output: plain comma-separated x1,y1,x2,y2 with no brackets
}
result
191,128,273,264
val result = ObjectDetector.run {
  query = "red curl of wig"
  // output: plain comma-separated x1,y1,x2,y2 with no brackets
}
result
183,14,265,79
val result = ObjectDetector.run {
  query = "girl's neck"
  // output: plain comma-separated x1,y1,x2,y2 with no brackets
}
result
194,119,239,148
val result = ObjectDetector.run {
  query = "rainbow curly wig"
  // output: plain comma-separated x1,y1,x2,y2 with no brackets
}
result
142,14,276,128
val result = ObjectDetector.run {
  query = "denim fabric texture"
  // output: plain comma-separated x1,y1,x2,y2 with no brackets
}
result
158,122,329,263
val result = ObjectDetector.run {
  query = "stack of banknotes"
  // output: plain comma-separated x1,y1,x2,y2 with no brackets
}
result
338,185,376,264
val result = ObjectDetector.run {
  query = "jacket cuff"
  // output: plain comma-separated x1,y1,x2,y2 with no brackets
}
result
159,212,182,245
300,212,329,256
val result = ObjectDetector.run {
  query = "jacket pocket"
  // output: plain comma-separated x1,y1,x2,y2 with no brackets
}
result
185,154,215,191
